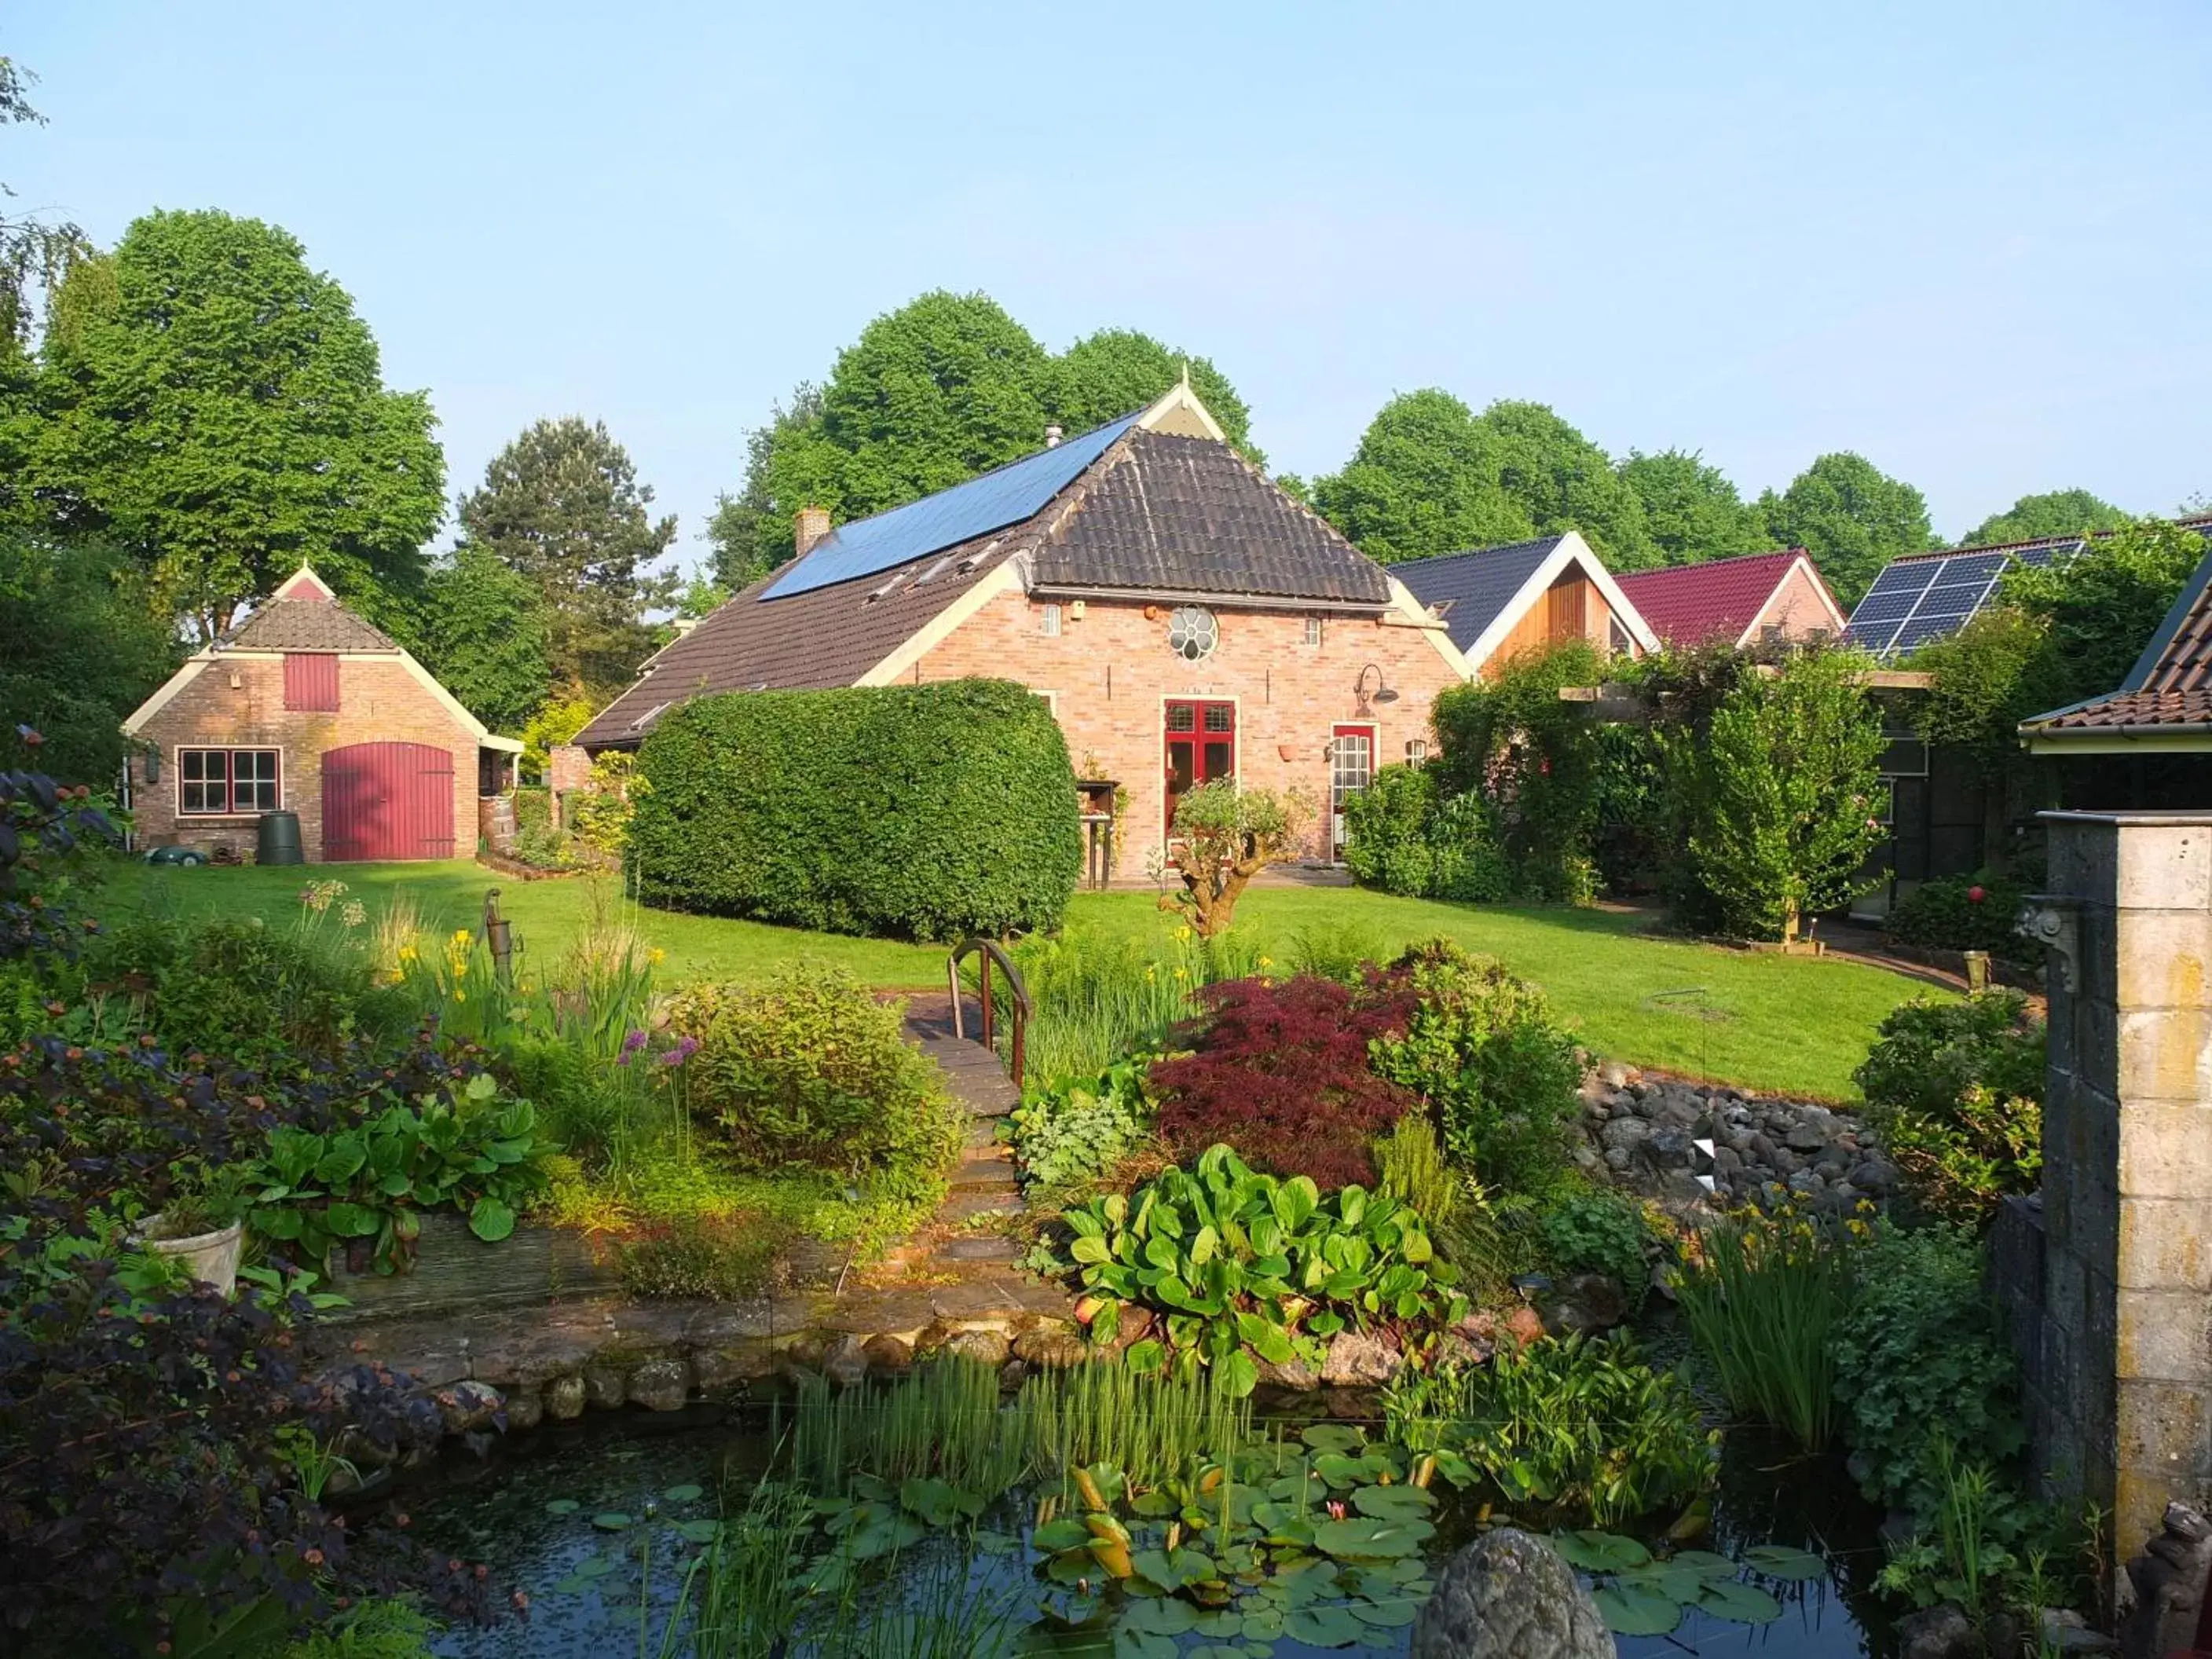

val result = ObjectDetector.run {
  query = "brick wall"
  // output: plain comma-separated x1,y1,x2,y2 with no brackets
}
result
548,744,594,796
130,653,482,862
1756,562,1841,639
914,594,1463,862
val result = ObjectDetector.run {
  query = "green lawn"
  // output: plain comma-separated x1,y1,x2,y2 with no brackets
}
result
104,862,1939,1101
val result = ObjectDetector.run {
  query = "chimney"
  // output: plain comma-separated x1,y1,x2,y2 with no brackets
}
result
794,504,832,557
1044,424,1064,449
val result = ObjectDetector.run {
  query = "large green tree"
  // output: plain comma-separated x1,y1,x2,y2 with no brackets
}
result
723,293,1258,577
456,417,678,702
0,536,179,786
1313,389,1530,562
1481,400,1656,570
1758,452,1934,609
1617,449,1771,565
0,58,86,353
410,543,552,732
1963,488,2128,548
30,211,444,639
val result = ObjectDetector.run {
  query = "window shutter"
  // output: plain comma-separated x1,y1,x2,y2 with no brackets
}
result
284,654,340,711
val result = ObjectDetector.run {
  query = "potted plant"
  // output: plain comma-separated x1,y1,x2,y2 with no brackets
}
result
134,1163,251,1295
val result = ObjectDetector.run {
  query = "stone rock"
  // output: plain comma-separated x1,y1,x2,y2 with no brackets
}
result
1598,1060,1634,1089
1654,1097,1701,1130
998,1358,1029,1391
437,1379,504,1434
1411,1529,1611,1659
1712,1145,1744,1174
1602,1146,1633,1173
504,1388,543,1431
1786,1170,1825,1199
1637,1129,1697,1172
1255,1353,1320,1391
2120,1500,2212,1659
1896,1602,1976,1659
543,1372,588,1421
939,1327,1011,1366
1012,1325,1090,1368
1849,1158,1899,1194
861,1333,914,1374
583,1362,628,1410
1540,1272,1627,1336
1321,1330,1401,1386
1599,1115,1652,1154
2036,1608,2116,1653
692,1342,773,1391
1785,1120,1833,1153
822,1335,871,1390
628,1357,691,1412
1571,1144,1603,1174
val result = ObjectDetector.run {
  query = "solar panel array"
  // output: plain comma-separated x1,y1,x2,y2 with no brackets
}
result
1844,540,2074,657
760,415,1139,600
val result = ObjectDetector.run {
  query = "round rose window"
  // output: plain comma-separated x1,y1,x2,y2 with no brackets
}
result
1167,606,1219,661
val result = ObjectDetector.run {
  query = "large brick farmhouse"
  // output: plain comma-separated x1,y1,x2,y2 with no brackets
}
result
121,567,523,862
578,385,1640,862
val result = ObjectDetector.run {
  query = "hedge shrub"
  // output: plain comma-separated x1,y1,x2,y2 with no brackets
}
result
627,678,1081,940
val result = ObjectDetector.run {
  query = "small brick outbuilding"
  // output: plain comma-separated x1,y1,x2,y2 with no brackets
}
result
120,566,523,862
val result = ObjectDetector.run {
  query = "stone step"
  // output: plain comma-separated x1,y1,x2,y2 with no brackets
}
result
951,1153,1020,1192
935,1236,1024,1264
964,1118,1007,1149
939,1189,1025,1225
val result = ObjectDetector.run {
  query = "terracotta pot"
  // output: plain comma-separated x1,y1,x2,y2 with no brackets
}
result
136,1215,246,1295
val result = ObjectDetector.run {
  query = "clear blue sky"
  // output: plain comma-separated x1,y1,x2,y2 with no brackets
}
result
10,2,2210,574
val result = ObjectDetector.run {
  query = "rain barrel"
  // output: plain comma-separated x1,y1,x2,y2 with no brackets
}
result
256,811,305,866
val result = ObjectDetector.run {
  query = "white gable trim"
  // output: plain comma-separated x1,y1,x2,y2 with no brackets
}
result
1133,380,1229,443
120,654,215,737
1459,532,1660,672
1383,576,1475,681
854,558,1029,687
1730,554,1848,649
272,565,335,601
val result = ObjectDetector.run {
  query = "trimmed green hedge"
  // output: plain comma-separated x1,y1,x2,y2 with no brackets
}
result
628,678,1081,940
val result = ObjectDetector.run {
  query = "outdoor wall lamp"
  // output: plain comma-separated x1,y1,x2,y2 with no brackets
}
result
1353,663,1399,714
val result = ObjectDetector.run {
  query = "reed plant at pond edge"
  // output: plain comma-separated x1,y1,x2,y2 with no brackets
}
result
786,1359,1025,1500
1676,1205,1855,1452
1013,1353,1252,1491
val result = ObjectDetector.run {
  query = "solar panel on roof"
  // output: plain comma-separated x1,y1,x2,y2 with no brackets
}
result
760,415,1139,600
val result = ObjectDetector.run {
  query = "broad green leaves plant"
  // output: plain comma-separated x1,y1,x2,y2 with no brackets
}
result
244,1071,548,1274
1057,1144,1463,1393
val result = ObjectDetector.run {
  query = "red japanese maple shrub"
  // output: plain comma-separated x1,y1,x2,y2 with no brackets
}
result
1148,973,1417,1188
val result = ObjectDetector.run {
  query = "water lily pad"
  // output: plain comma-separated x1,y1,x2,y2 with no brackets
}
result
1034,1518,1095,1552
1349,1599,1417,1628
662,1483,704,1503
1350,1482,1434,1521
675,1518,720,1544
1741,1544,1826,1581
1112,1632,1177,1659
543,1498,580,1515
1696,1579,1784,1623
1122,1597,1199,1637
573,1555,616,1578
1194,1609,1242,1637
591,1512,632,1531
1551,1530,1651,1573
1313,1516,1430,1559
1240,1605,1286,1639
1594,1584,1681,1636
1667,1550,1741,1577
1300,1425,1366,1456
1284,1605,1363,1646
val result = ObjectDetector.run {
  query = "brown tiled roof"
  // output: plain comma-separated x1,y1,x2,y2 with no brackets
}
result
2031,688,2212,731
220,597,397,652
576,424,1397,749
1031,430,1389,603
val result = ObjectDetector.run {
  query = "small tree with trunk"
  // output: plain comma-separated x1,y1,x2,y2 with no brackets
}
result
1158,780,1313,938
1657,649,1888,944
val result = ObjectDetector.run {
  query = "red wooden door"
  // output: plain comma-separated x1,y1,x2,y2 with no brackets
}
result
1164,700,1236,837
321,742,455,861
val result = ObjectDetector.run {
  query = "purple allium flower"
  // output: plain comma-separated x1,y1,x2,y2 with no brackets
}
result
659,1035,700,1068
617,1028,649,1066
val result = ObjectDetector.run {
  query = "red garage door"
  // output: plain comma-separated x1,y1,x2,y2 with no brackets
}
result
321,742,455,862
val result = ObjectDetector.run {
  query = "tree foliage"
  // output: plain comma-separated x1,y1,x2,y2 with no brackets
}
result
1617,449,1771,566
456,416,677,701
1963,488,2128,549
1312,389,1528,563
411,543,551,732
29,211,443,639
0,58,88,354
1654,648,1888,942
1159,779,1312,938
722,293,1255,577
0,538,179,786
1318,394,1657,568
1757,452,1933,610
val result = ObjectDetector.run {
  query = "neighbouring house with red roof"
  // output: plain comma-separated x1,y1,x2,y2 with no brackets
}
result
1613,548,1845,651
574,384,1472,862
120,566,523,862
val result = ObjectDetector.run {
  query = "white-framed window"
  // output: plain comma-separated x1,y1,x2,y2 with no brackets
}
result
1303,616,1323,647
1167,606,1219,661
178,748,280,816
1042,602,1063,637
1405,738,1428,767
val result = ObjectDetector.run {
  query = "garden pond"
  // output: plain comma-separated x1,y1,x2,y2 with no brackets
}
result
405,1386,1909,1658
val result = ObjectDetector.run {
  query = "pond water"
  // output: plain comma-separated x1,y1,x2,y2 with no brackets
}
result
405,1393,1906,1659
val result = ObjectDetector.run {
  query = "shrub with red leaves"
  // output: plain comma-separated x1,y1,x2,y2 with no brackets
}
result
1149,973,1416,1188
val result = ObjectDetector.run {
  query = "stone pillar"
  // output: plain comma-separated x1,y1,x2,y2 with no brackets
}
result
2025,811,2212,1562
